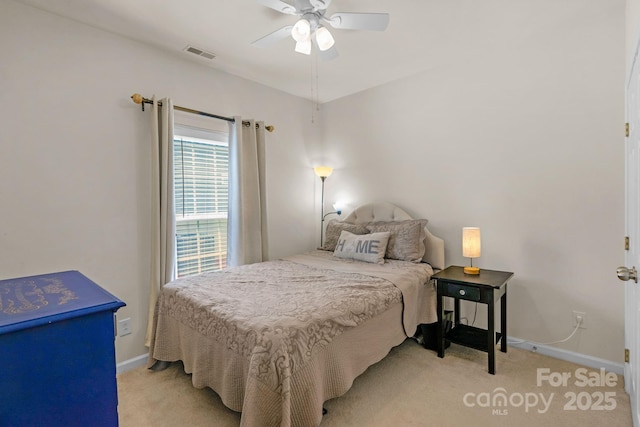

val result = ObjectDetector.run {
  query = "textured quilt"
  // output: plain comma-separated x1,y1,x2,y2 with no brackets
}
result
149,250,434,427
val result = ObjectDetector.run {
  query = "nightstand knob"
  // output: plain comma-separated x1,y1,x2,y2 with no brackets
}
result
459,289,466,296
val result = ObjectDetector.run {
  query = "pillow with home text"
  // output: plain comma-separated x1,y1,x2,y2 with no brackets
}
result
321,220,370,251
333,230,390,264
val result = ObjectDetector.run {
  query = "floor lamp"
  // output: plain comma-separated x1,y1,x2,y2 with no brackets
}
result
314,166,334,246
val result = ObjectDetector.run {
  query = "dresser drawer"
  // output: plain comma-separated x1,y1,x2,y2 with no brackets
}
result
445,284,480,301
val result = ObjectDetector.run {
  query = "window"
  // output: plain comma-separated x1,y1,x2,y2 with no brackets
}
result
173,126,228,277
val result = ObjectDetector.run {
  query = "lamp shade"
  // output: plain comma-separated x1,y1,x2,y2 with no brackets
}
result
291,19,311,42
295,39,311,55
314,166,333,178
462,227,481,258
315,26,335,51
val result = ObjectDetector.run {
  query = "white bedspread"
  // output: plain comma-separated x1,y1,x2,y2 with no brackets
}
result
285,251,435,335
149,250,435,427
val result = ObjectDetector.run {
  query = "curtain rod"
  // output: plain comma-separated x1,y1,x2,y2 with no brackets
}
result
130,93,274,132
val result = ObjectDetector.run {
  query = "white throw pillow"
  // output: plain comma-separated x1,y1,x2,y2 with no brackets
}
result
333,231,391,264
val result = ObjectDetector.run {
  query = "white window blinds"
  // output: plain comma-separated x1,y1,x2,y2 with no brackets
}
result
173,125,229,277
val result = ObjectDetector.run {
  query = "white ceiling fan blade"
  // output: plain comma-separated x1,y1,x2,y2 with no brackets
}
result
256,0,297,15
309,0,332,10
326,12,390,31
251,25,294,48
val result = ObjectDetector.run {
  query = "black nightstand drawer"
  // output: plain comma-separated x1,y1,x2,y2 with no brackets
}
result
446,284,480,301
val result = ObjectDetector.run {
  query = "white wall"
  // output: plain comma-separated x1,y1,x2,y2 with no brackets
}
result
0,0,626,366
319,1,625,362
0,0,319,363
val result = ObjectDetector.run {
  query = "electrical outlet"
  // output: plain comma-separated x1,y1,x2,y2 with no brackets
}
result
573,311,587,329
118,317,132,336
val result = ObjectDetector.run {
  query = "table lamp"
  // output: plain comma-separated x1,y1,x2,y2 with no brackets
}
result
462,227,481,275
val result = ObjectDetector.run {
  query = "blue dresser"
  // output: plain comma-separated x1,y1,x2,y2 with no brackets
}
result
0,271,125,426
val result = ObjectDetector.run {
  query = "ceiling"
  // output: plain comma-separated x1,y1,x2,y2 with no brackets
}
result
14,0,583,103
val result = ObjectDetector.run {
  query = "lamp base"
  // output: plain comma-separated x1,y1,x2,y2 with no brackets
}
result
464,266,480,275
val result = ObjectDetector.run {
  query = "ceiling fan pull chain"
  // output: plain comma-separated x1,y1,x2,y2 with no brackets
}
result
310,49,317,123
315,50,320,113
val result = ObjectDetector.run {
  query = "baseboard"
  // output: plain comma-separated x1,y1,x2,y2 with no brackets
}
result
508,337,624,375
116,353,149,374
115,340,625,377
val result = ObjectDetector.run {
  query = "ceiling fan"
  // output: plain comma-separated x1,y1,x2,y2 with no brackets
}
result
251,0,390,60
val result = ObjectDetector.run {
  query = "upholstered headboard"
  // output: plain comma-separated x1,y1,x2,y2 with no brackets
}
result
343,202,445,270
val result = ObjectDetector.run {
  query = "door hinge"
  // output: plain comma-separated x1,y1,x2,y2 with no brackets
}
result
626,123,630,137
626,236,630,251
626,348,630,363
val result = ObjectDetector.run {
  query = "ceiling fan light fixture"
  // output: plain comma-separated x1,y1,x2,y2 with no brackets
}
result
291,19,311,42
315,26,335,51
295,39,312,55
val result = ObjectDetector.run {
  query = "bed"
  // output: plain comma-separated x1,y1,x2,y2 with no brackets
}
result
147,202,445,427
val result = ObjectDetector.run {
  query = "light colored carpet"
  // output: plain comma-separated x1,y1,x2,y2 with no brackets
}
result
117,340,632,426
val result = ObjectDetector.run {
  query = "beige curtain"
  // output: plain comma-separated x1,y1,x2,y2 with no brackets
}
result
145,97,176,347
227,117,268,266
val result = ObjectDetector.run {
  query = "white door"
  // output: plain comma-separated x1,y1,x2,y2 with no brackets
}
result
623,37,640,427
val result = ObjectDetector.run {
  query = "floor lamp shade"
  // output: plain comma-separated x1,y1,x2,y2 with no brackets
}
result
462,227,481,274
314,166,333,178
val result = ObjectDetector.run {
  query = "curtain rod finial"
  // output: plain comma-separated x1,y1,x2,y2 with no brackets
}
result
131,93,143,104
265,125,274,132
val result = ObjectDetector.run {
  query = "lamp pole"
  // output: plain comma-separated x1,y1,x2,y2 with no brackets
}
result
314,166,334,247
320,175,326,246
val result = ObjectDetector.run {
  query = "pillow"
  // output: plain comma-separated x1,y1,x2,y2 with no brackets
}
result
366,219,428,263
321,220,370,251
333,230,390,264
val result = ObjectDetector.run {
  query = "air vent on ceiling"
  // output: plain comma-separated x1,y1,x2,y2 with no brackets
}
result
183,45,216,60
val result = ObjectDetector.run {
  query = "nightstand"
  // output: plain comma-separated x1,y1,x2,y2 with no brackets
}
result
433,266,514,374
